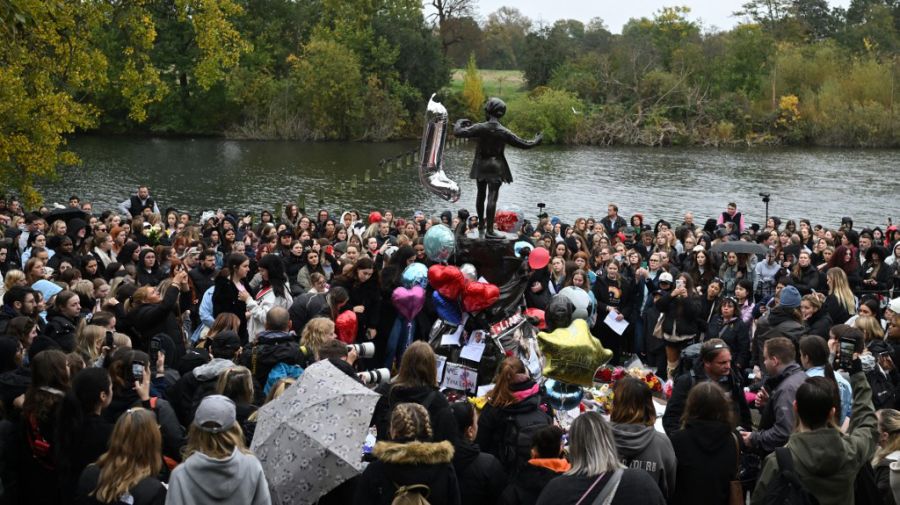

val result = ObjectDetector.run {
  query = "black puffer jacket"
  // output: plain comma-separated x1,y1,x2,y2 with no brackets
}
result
669,420,739,505
706,315,751,370
662,363,751,434
373,385,458,445
752,306,805,367
123,285,186,359
803,308,833,339
354,440,460,505
655,291,703,339
44,310,80,353
237,330,308,402
452,439,506,505
474,381,551,472
103,389,185,462
212,276,250,342
331,275,381,341
499,460,568,505
792,265,824,295
288,292,330,333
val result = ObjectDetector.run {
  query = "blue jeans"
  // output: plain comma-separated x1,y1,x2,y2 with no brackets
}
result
631,315,645,356
384,317,415,370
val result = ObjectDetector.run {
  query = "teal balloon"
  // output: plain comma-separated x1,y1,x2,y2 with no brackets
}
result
402,263,429,288
544,379,584,411
424,224,456,262
514,241,534,258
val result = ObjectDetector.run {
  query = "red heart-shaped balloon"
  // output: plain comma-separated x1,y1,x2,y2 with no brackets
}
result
335,310,358,344
428,264,465,301
462,281,500,313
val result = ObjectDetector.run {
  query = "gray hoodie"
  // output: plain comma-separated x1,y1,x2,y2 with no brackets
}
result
611,422,677,499
167,448,271,505
193,358,235,381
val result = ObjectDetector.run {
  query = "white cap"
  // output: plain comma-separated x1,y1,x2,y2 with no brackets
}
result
659,272,674,284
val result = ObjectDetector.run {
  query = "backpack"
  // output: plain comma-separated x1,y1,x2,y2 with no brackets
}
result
391,483,431,505
147,397,179,472
498,408,551,474
763,447,819,505
671,343,702,384
264,362,303,396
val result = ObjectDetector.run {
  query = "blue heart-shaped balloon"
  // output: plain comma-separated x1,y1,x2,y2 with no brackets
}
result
433,290,462,325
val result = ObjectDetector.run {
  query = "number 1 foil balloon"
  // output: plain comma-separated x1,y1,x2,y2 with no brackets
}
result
419,94,460,203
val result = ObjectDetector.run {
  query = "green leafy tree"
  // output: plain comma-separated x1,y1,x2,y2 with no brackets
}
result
0,1,107,206
507,88,583,143
481,7,531,69
461,53,485,119
290,36,363,139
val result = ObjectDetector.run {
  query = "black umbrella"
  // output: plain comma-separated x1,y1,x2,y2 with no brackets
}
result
710,241,768,256
45,208,87,225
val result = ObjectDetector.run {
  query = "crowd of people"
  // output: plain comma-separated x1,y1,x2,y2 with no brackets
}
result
0,187,899,504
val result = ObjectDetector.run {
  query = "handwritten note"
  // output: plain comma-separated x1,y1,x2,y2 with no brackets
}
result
441,362,478,394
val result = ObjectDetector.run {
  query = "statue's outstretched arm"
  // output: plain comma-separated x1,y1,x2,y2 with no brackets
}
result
503,128,543,149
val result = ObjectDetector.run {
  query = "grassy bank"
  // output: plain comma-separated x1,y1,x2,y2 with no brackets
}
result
449,69,528,103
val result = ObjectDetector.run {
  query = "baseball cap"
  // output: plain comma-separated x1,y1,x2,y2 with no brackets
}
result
658,272,674,284
179,246,200,260
193,395,236,433
888,297,900,315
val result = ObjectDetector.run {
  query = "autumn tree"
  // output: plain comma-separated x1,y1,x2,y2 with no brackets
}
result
461,54,485,120
0,0,249,205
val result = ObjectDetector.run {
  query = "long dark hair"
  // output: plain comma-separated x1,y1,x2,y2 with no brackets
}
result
338,256,375,288
23,349,70,425
56,368,110,471
326,286,349,321
218,253,249,280
611,377,655,426
681,381,735,429
799,335,838,385
258,254,287,299
118,242,140,267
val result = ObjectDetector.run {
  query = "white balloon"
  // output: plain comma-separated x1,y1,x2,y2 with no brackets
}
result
460,263,477,281
559,286,593,321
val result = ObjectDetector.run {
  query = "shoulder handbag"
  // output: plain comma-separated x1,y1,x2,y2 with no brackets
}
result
652,314,665,339
591,469,624,505
574,470,624,505
730,433,744,505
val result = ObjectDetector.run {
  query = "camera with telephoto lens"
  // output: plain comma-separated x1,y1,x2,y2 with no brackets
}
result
348,342,375,359
358,368,391,385
759,192,771,203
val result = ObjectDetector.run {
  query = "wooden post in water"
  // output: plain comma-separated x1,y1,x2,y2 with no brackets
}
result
274,202,282,220
297,195,306,214
364,168,371,183
351,174,358,190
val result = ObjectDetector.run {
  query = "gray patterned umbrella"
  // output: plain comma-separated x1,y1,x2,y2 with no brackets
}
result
250,360,380,505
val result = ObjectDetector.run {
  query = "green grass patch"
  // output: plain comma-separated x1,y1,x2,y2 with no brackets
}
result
449,68,528,102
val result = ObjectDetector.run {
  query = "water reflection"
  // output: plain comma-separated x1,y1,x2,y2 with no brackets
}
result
35,137,898,229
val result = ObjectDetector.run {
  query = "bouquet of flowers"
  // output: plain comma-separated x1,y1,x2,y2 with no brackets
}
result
145,224,164,246
587,383,614,412
593,364,663,393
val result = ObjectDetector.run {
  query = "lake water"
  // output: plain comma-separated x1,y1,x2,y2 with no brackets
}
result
36,136,899,229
